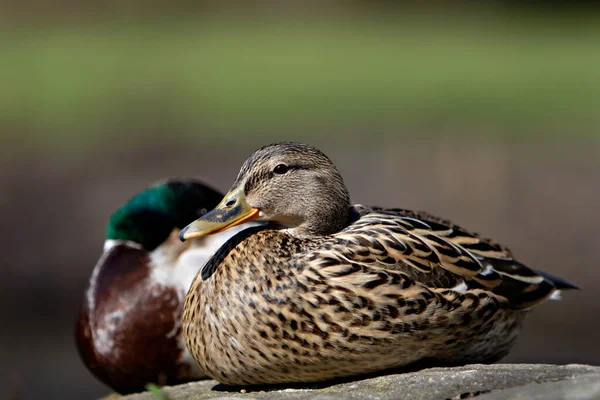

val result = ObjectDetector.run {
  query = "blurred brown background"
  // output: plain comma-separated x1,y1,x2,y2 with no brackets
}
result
1,1,599,399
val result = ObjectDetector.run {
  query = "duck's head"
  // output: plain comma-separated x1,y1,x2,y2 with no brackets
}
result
107,179,223,251
180,142,351,239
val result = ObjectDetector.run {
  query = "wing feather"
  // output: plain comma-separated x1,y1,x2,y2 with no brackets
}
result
312,206,577,309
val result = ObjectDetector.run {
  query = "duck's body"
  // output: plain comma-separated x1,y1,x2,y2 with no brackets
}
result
180,143,577,386
76,179,246,394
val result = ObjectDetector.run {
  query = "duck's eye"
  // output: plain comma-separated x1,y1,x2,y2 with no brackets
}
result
273,164,289,174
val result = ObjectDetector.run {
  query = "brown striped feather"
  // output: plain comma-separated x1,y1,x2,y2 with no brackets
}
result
183,205,574,386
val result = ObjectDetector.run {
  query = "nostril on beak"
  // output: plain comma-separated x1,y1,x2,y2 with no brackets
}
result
225,199,235,208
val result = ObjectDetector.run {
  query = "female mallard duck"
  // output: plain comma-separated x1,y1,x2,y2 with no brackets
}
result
75,179,254,394
179,142,577,386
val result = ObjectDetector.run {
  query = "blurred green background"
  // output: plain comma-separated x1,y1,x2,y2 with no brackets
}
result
1,2,599,399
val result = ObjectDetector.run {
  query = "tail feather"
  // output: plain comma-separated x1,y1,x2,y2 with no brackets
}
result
535,269,580,290
479,261,578,309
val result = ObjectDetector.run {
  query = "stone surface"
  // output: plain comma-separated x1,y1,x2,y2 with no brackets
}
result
116,364,600,400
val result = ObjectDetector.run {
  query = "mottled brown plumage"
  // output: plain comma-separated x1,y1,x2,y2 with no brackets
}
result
180,142,577,386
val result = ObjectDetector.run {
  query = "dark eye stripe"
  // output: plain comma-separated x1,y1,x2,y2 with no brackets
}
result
243,164,303,194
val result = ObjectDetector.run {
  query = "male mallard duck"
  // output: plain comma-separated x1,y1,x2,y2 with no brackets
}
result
75,179,253,394
179,142,577,386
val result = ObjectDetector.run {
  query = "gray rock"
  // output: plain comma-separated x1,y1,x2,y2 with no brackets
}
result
116,364,600,400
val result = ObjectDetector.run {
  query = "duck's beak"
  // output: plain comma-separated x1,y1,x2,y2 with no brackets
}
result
179,186,259,241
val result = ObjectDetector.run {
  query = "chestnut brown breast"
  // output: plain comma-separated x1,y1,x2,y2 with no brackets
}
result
75,245,193,394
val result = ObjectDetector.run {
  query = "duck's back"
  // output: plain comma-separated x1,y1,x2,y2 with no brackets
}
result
317,205,573,309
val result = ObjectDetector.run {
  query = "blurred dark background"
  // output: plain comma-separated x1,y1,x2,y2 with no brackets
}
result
1,1,599,399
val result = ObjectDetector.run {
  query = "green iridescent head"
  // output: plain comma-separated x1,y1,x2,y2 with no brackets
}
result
106,179,223,251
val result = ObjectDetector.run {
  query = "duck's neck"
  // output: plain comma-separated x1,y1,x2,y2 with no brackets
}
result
284,205,352,238
148,229,189,268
